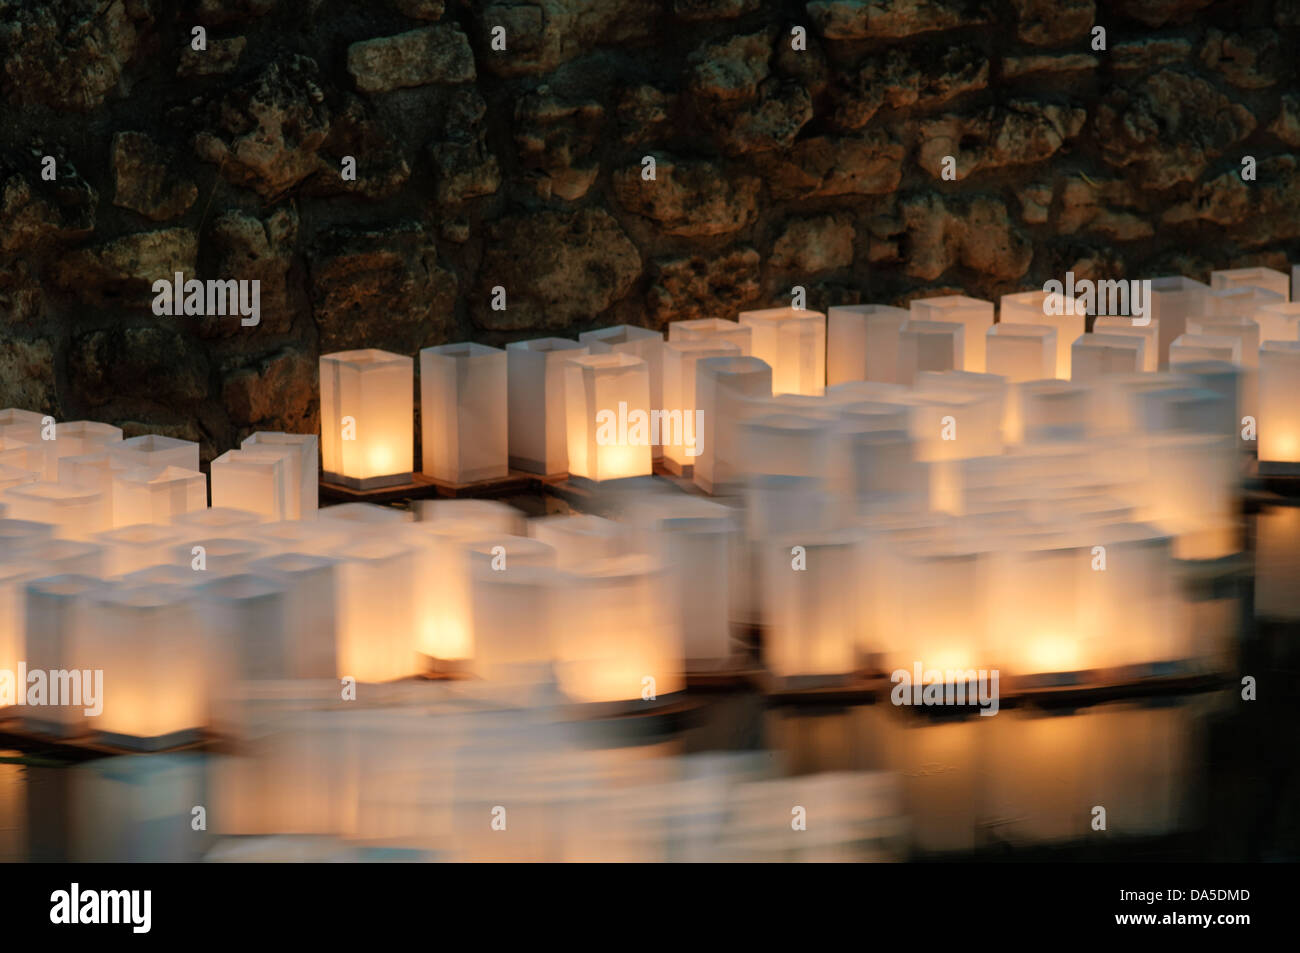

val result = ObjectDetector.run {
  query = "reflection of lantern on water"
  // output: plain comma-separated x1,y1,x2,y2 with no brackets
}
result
420,343,508,485
83,584,206,750
737,307,826,396
826,305,909,385
1255,502,1300,620
563,353,653,483
1259,341,1300,473
553,554,682,705
319,349,414,490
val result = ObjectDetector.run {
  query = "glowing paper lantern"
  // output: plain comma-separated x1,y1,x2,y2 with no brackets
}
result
999,290,1086,379
1188,315,1259,367
507,337,588,476
530,515,631,568
1259,340,1300,473
1017,380,1090,442
93,524,185,576
662,339,741,473
825,305,909,385
0,517,56,554
1138,434,1237,560
1170,333,1240,366
420,343,508,485
0,463,36,493
201,574,291,680
469,563,561,687
320,349,414,490
247,520,348,556
737,307,826,396
241,432,319,520
0,409,52,479
1136,387,1228,435
693,355,773,494
580,326,666,459
553,554,682,704
990,540,1091,677
112,466,207,527
52,421,122,479
2,482,109,537
668,318,752,355
563,352,653,483
82,584,206,750
23,539,104,577
1255,502,1300,618
1253,301,1300,344
897,320,963,385
170,537,265,576
1175,360,1240,440
248,553,340,678
985,323,1057,382
212,450,290,521
1210,266,1289,301
737,413,834,480
1071,333,1145,379
22,574,103,738
1149,276,1208,368
760,528,862,681
318,502,411,530
414,498,525,535
909,296,994,373
889,542,991,675
171,507,264,535
0,559,49,710
335,536,420,682
1093,316,1159,372
109,434,201,473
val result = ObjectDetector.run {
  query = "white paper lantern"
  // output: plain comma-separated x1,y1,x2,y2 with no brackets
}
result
93,523,185,576
1210,266,1289,301
112,465,207,527
530,514,631,568
2,482,109,538
693,355,772,494
1255,503,1300,618
662,339,742,473
507,337,588,476
171,506,265,535
1188,315,1259,367
241,432,319,519
1259,340,1300,472
1253,301,1300,344
999,290,1087,379
897,320,963,385
109,434,201,473
579,326,666,459
825,305,909,386
170,537,265,576
1092,316,1159,372
563,352,653,483
52,422,122,479
22,574,103,738
248,553,340,678
1149,276,1209,368
211,449,291,521
335,536,420,682
1071,333,1145,379
667,318,752,355
985,323,1057,382
469,563,561,687
910,295,995,373
420,342,508,485
319,349,414,490
737,307,826,396
1169,332,1241,366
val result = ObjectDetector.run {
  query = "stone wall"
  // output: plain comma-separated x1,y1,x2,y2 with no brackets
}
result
2,0,1298,463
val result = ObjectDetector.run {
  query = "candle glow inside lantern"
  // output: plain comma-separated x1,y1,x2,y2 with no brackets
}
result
985,323,1057,382
693,355,772,494
83,583,206,750
909,295,995,373
1259,340,1300,472
241,432,319,520
826,305,910,385
760,528,863,681
989,540,1092,677
662,339,742,473
668,318,752,356
563,352,653,483
112,466,207,527
553,554,682,705
335,536,420,682
1071,333,1145,379
1092,317,1159,372
580,326,666,460
1210,266,1290,301
507,337,589,475
999,290,1086,379
889,543,990,675
319,349,414,490
737,307,826,396
420,342,508,485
